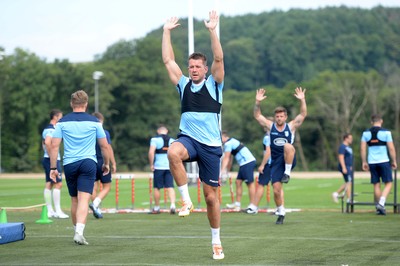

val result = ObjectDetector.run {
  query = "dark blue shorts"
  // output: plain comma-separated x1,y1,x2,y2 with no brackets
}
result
153,169,174,189
258,164,272,186
340,166,353,183
271,155,296,184
175,135,223,187
237,161,256,184
369,162,393,184
64,159,97,197
96,159,112,184
42,158,62,183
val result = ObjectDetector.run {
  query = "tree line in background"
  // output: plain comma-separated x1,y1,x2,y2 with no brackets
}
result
0,6,399,173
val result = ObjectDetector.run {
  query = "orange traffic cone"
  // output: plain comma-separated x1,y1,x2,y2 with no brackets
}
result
35,205,53,224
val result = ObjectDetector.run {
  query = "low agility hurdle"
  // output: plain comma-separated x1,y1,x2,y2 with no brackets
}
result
347,170,398,213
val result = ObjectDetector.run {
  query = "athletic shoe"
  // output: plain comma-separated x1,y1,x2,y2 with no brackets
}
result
170,208,176,215
376,204,386,216
276,215,285,224
73,233,89,245
212,244,225,260
89,203,103,219
281,174,290,183
226,203,241,211
47,210,57,218
245,207,258,214
56,211,69,219
150,208,161,214
332,192,339,203
178,201,193,217
226,203,235,208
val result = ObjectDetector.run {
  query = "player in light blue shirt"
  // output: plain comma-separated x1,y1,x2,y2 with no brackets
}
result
361,114,397,215
42,109,69,219
148,125,176,214
49,90,110,245
162,11,225,259
221,131,256,212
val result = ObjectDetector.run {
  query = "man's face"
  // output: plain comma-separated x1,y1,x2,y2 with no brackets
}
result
274,112,287,126
221,134,228,144
347,135,353,145
56,113,63,122
188,59,208,84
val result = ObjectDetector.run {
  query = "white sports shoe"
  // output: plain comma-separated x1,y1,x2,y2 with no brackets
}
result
47,210,57,218
332,192,339,203
73,233,89,245
226,203,241,211
56,212,69,219
178,201,193,217
245,207,258,214
212,244,224,260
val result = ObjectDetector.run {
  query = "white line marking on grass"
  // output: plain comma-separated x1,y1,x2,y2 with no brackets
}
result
283,186,303,191
317,183,333,188
28,234,400,243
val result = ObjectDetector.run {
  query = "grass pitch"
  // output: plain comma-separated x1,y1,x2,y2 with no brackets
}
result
1,175,400,265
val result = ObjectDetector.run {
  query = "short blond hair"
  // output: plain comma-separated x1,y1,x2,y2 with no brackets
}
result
70,90,88,108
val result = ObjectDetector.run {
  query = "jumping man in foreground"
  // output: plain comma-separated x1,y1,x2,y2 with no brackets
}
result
162,10,225,259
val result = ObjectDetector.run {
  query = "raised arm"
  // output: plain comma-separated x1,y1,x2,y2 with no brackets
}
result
162,17,183,85
205,10,224,84
254,88,273,130
290,87,307,130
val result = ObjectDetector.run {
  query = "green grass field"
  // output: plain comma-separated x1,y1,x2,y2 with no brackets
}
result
1,175,400,265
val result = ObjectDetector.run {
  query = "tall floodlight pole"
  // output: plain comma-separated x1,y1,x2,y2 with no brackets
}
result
188,0,194,55
0,51,4,173
216,0,220,38
92,71,103,113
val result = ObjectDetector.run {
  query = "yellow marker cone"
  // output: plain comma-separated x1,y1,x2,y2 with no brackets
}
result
0,209,8,223
35,205,53,224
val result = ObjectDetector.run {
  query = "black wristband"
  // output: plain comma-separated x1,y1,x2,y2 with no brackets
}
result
50,167,57,170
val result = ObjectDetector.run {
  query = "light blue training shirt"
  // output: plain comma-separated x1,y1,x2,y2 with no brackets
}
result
177,75,223,147
52,112,106,166
42,124,60,160
262,134,272,165
361,129,393,164
150,136,175,170
224,138,256,166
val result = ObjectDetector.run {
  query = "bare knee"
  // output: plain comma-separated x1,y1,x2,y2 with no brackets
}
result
284,143,295,154
204,188,218,206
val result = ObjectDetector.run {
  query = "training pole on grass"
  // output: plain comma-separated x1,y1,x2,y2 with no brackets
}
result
197,177,202,208
149,176,153,210
115,174,135,210
229,176,234,203
218,176,222,204
164,184,167,209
